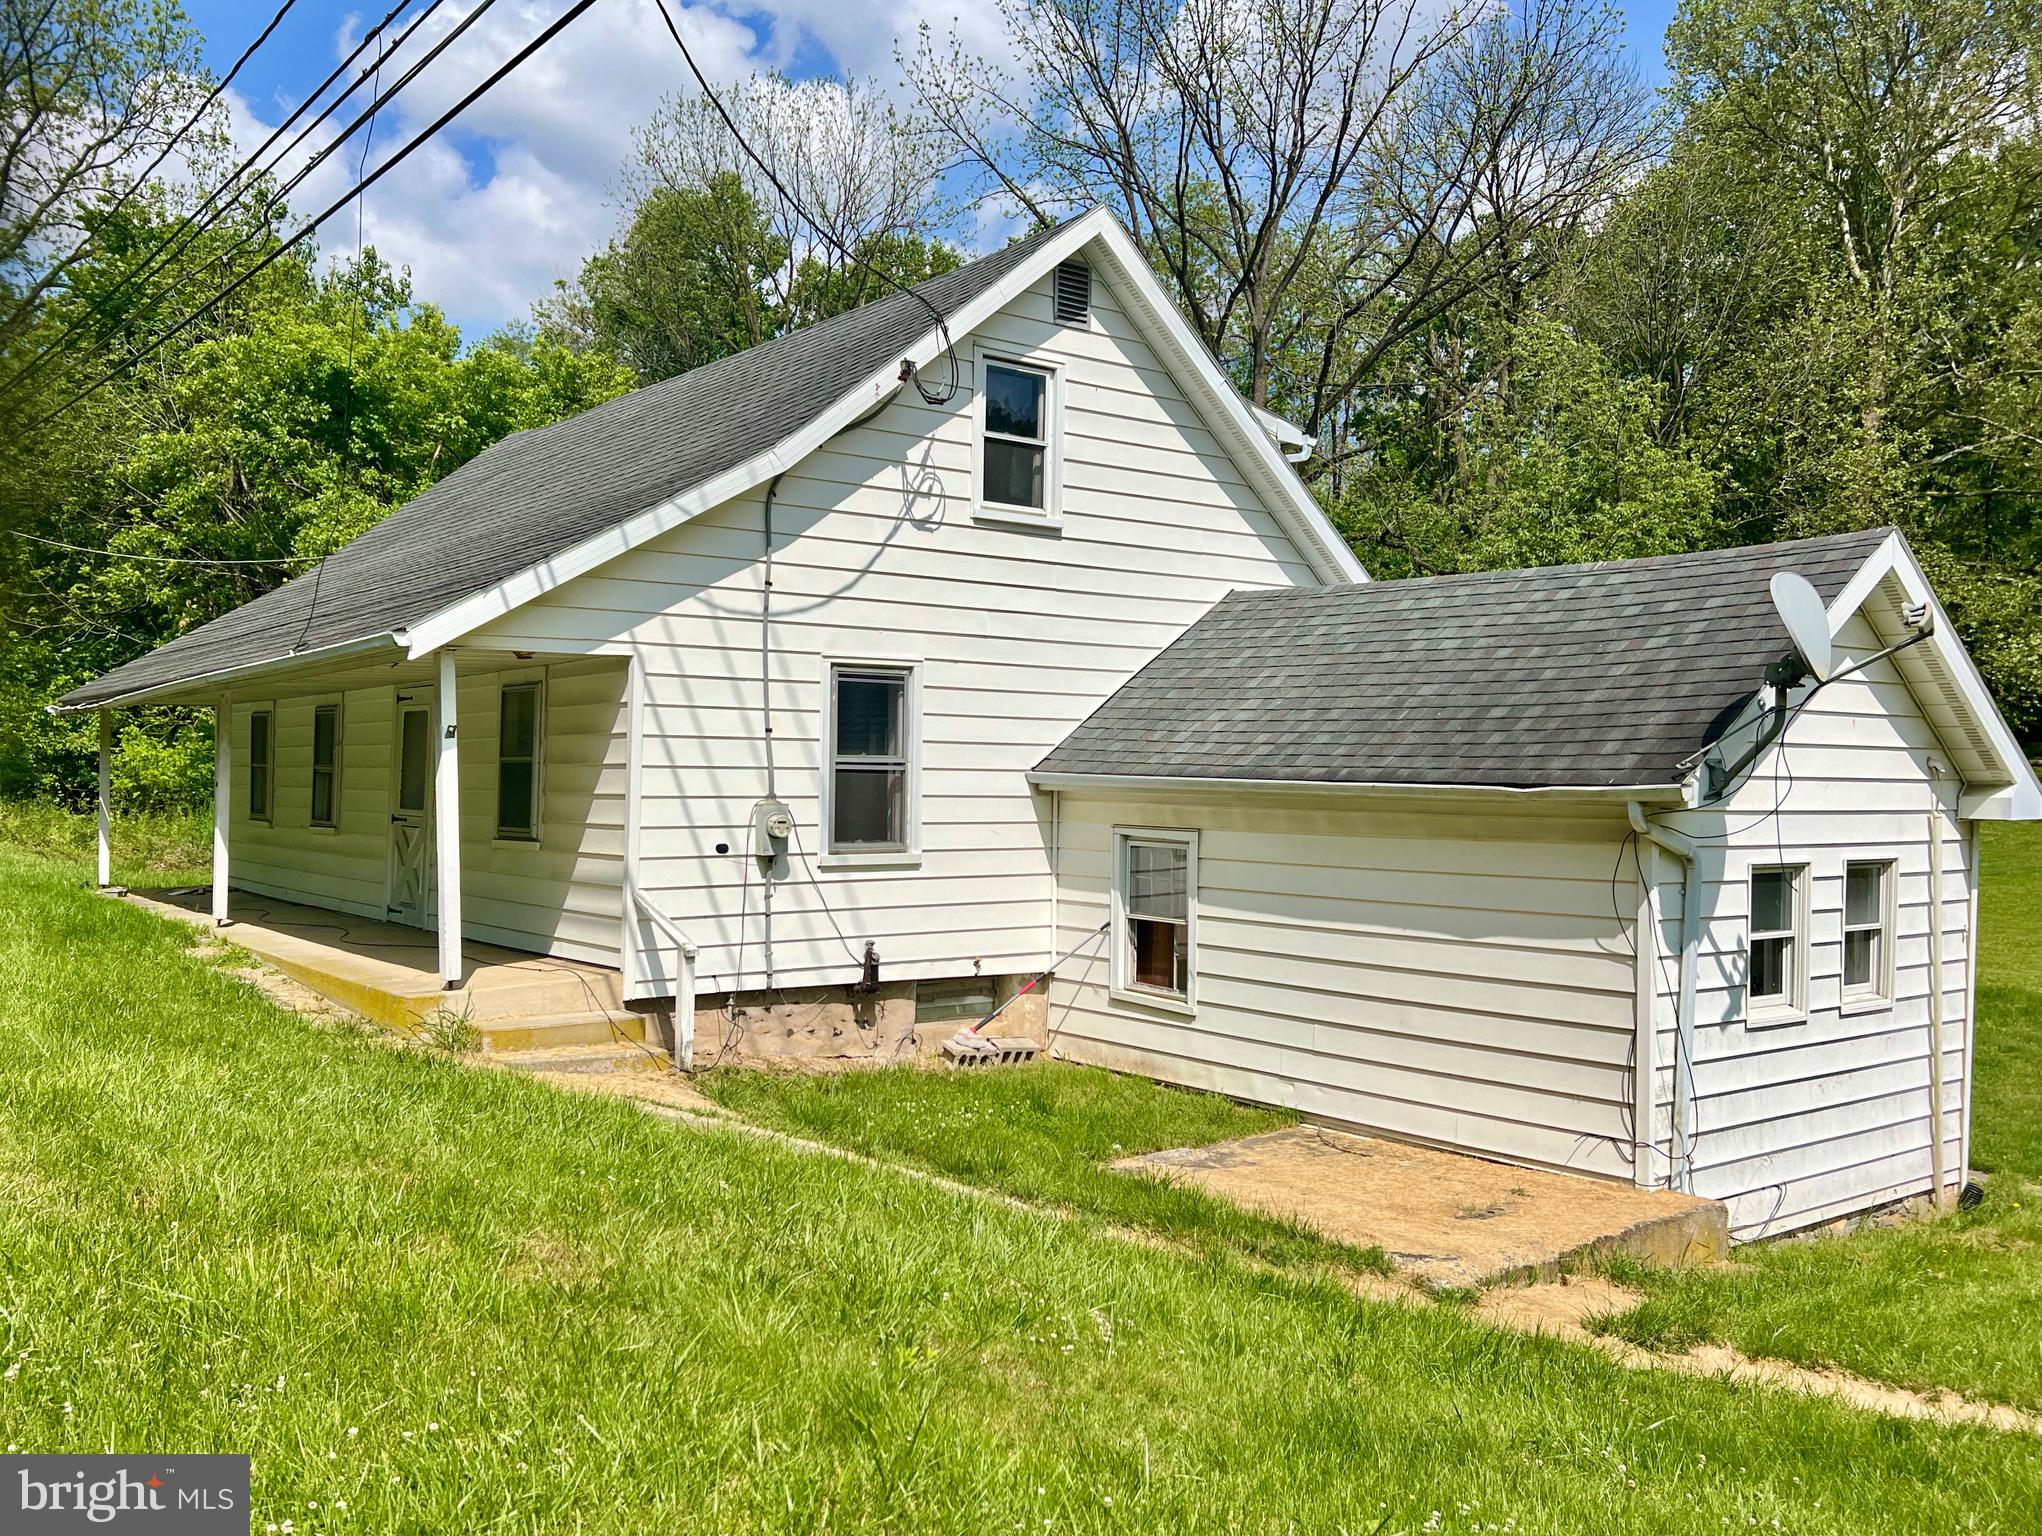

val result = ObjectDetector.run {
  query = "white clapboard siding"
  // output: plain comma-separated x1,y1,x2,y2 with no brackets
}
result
1645,611,1975,1236
1045,795,1640,1180
230,685,394,918
464,265,1321,990
452,657,628,964
225,659,627,962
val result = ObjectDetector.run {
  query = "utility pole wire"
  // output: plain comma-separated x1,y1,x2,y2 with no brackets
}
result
16,0,607,436
648,0,960,405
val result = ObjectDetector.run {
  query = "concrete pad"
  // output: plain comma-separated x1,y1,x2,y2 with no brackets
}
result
1117,1125,1727,1288
125,888,629,1032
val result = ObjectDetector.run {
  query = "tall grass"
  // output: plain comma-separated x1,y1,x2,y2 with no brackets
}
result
0,798,209,883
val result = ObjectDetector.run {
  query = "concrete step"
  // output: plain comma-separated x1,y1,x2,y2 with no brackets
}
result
476,1010,656,1053
492,1042,672,1076
441,969,629,1025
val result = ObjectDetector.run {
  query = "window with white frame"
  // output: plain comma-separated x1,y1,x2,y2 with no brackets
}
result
1748,864,1805,1015
309,703,341,829
247,708,273,822
828,665,914,853
1842,860,1892,1000
496,681,542,841
1114,829,1196,1005
979,358,1054,516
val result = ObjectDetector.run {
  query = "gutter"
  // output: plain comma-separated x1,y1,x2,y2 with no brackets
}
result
1029,770,1687,805
1628,801,1700,1194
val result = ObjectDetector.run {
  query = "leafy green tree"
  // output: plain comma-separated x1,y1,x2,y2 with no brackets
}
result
0,234,634,807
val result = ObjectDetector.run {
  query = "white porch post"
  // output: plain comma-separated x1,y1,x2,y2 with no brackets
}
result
434,648,464,988
211,694,231,925
95,709,112,889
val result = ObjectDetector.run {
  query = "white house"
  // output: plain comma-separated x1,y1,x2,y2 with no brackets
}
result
61,208,2039,1238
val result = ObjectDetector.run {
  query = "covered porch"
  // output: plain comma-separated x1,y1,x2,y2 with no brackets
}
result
76,640,695,1052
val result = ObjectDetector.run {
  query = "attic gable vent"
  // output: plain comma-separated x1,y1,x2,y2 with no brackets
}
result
1052,260,1092,325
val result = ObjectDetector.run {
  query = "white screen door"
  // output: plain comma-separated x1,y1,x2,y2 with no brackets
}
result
387,692,435,924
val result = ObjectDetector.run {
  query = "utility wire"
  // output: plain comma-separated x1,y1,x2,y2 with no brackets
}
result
647,0,960,405
0,0,439,404
6,529,310,566
16,0,605,436
0,0,304,339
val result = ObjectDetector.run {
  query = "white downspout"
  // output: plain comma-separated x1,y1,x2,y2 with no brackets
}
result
1629,802,1700,1194
1925,761,1950,1209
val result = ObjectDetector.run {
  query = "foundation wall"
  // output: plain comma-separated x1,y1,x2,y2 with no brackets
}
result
652,973,1050,1066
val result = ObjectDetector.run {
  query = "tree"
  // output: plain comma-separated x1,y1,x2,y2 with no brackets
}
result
0,235,634,806
904,0,1659,414
0,0,211,342
547,77,965,386
550,173,789,383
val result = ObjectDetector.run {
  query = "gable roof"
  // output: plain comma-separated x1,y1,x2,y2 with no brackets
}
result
1034,530,1906,793
57,209,1362,712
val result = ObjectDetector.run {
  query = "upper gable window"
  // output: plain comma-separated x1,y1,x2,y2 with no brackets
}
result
976,353,1060,525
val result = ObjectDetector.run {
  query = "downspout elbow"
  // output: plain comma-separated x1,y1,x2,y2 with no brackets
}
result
1628,800,1695,863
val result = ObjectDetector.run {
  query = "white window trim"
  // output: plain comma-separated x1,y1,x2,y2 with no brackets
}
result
245,702,274,824
307,695,344,834
971,344,1063,530
493,673,546,847
1110,825,1198,1016
1839,856,1896,1015
817,654,923,870
1746,862,1808,1025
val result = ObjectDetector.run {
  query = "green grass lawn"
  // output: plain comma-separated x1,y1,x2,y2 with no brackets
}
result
1587,821,2041,1408
700,1059,1394,1279
1,845,2036,1531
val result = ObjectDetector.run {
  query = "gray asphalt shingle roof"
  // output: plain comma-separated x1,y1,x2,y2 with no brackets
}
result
1033,529,1894,790
59,219,1075,710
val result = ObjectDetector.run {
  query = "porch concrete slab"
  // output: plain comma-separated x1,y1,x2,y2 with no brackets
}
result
1116,1125,1727,1288
125,888,633,1033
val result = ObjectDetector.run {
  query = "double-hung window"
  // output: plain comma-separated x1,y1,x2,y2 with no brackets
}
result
310,703,341,829
1842,860,1892,1002
1748,864,1805,1017
247,708,273,822
1114,828,1196,1008
496,681,542,841
978,357,1055,519
828,665,915,854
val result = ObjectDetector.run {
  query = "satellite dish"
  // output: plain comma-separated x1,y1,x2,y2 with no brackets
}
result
1769,571,1833,683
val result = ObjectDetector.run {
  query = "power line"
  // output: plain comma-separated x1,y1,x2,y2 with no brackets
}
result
647,0,959,405
0,0,448,405
6,530,309,566
16,0,606,436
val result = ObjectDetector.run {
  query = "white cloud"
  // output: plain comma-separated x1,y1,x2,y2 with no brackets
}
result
223,0,1004,336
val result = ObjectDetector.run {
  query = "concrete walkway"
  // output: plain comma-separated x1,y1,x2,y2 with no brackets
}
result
1117,1124,1727,1287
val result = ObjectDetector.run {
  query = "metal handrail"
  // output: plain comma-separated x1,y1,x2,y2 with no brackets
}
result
627,880,699,1071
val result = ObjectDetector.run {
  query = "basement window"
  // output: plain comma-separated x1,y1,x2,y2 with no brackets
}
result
1748,864,1805,1019
496,681,542,842
309,703,341,829
1112,827,1197,1011
916,978,997,1026
976,351,1059,524
247,708,272,823
1842,860,1892,1003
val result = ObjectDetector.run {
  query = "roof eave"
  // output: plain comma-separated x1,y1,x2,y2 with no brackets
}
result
49,632,406,714
1027,770,1687,804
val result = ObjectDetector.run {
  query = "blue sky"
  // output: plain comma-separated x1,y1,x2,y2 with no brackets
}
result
176,0,1685,339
